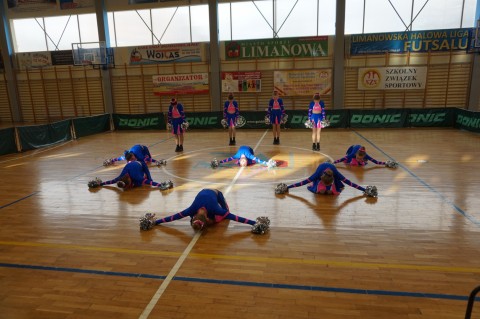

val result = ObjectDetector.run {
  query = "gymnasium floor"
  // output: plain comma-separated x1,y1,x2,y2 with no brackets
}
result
0,128,479,319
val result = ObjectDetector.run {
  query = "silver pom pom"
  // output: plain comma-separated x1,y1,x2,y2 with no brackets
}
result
364,185,378,197
281,114,288,124
181,121,189,130
267,159,277,169
304,120,313,129
221,118,228,129
251,216,270,234
159,180,174,191
211,158,219,169
167,123,172,131
264,115,271,125
275,183,288,194
155,159,167,167
103,159,113,166
88,177,102,188
320,119,330,128
385,160,398,168
139,213,156,231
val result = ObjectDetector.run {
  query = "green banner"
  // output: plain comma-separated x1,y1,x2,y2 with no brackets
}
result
113,113,165,130
225,36,328,60
0,127,17,155
18,120,71,151
455,108,480,133
73,114,111,138
408,108,455,127
349,109,408,128
186,112,222,129
286,110,349,129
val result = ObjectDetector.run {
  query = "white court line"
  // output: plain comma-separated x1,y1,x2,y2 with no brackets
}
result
139,130,269,319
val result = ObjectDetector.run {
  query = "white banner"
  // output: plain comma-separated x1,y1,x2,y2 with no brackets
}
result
358,66,427,90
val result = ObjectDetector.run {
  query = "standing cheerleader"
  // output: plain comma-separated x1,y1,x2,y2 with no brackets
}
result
308,93,326,151
223,93,239,145
267,90,285,145
167,98,187,152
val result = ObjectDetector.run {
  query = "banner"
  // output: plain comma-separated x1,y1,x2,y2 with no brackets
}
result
152,73,209,95
128,43,206,64
18,120,71,151
17,52,52,70
358,67,427,90
59,0,95,9
0,128,17,156
51,50,74,65
8,0,57,13
349,109,408,128
274,70,332,96
225,36,328,60
455,109,480,133
113,113,165,130
408,108,455,127
350,28,470,55
221,72,261,93
73,114,111,138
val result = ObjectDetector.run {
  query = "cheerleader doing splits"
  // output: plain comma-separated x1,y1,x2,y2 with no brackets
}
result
88,160,173,190
168,98,186,152
275,162,377,197
308,93,326,151
267,90,285,145
210,145,276,168
333,145,398,168
223,93,239,145
139,189,270,234
102,144,166,166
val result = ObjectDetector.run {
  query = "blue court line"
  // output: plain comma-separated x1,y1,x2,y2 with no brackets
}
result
0,192,39,210
0,262,471,301
354,131,480,227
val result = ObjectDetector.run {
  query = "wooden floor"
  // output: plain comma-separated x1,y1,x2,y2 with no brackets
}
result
0,128,479,319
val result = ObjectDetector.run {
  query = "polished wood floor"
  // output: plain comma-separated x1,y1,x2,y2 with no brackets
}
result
0,128,479,319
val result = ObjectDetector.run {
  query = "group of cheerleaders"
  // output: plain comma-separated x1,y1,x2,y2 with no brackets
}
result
88,91,398,235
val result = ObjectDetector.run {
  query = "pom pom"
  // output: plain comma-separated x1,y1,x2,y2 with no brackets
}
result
364,185,378,197
267,159,277,169
139,213,156,231
281,114,288,124
159,180,174,191
324,158,333,164
181,121,189,131
264,115,271,125
167,123,172,131
221,118,228,129
103,159,113,166
251,216,270,234
88,177,102,188
320,119,330,128
275,183,288,194
385,160,398,168
211,158,219,169
155,159,167,167
304,120,313,129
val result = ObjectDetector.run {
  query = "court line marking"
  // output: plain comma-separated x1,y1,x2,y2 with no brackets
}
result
0,262,471,302
139,130,269,319
354,131,480,227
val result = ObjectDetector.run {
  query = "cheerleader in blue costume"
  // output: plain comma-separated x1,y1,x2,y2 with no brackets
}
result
139,189,270,234
210,145,276,168
308,93,327,151
168,98,186,152
275,162,377,197
103,144,166,166
88,160,173,190
267,90,285,145
333,145,398,168
223,93,240,145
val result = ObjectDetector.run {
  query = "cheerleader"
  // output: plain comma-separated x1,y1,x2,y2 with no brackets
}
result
267,90,285,145
275,162,377,197
139,188,270,234
102,144,166,166
223,93,239,145
168,98,186,152
333,145,398,168
210,145,276,168
88,160,173,190
308,93,326,151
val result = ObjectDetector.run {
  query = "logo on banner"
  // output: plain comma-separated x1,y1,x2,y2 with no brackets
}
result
236,116,246,128
118,117,159,128
360,69,381,89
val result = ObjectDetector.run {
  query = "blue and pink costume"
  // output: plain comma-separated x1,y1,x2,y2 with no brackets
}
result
100,160,164,188
219,145,268,166
308,100,326,128
224,99,239,127
155,189,256,226
287,162,366,195
110,144,159,164
333,145,386,166
268,96,285,124
168,102,186,135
